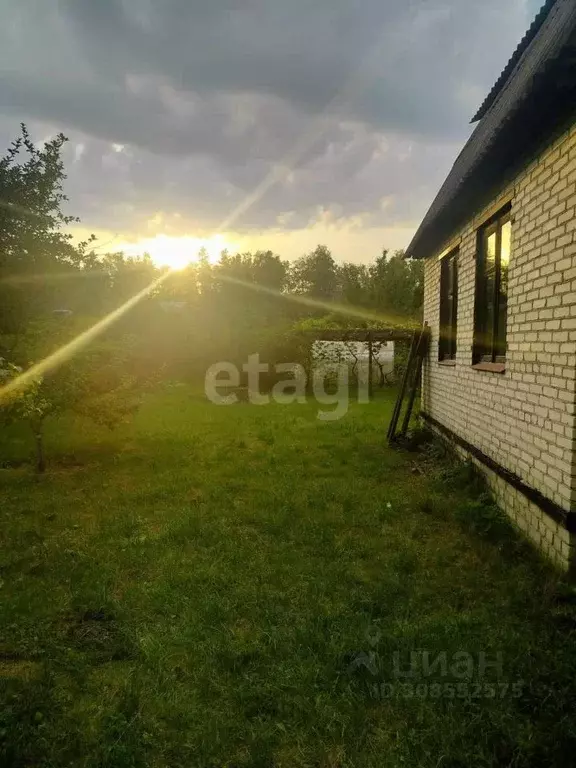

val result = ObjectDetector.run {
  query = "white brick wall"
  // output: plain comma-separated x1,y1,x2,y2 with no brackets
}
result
422,122,576,568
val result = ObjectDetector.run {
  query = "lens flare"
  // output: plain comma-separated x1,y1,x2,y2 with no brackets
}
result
0,271,170,404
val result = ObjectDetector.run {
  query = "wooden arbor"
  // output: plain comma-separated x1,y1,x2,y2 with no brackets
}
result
302,327,414,397
302,324,430,441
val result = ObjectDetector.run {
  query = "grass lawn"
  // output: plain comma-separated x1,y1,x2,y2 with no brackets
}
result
1,386,575,767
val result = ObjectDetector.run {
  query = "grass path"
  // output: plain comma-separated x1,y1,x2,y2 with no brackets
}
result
1,387,575,767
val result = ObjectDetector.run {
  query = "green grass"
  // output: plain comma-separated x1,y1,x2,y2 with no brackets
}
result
1,386,576,767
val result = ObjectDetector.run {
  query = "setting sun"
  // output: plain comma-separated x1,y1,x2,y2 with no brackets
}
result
124,234,232,270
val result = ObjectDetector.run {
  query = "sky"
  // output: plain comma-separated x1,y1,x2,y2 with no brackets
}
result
0,0,543,264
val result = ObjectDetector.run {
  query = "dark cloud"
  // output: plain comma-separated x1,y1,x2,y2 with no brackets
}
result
0,0,534,246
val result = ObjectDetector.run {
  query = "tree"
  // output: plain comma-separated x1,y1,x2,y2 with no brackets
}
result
0,323,148,473
0,125,90,341
368,250,423,319
0,359,50,472
337,262,371,306
289,245,338,300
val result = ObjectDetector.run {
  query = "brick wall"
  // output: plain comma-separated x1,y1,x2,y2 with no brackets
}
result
422,123,576,568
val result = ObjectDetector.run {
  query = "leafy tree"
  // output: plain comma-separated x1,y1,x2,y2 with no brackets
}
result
0,359,50,471
0,322,149,473
337,262,371,307
214,250,288,294
368,250,423,318
407,257,424,315
0,125,91,337
290,245,338,300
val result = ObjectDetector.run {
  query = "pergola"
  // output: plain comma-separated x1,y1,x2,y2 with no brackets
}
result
302,325,430,441
301,327,415,396
305,328,414,342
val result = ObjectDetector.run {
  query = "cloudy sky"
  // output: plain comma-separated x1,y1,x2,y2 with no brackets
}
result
1,0,542,263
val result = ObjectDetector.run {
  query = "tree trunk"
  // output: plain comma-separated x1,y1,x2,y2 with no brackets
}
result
375,359,386,387
344,341,359,382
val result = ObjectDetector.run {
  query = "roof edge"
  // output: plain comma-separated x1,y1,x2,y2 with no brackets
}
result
471,0,560,122
405,0,576,260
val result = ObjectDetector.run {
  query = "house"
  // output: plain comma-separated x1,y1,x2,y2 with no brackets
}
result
405,0,576,570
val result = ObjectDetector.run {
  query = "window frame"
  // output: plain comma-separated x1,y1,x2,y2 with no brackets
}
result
473,204,512,366
438,247,459,362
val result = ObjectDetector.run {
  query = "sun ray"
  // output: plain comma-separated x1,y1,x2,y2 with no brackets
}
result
0,263,419,406
0,20,401,401
217,273,419,329
0,270,171,404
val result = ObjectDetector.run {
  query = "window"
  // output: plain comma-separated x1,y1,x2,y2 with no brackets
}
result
439,249,458,361
474,206,511,365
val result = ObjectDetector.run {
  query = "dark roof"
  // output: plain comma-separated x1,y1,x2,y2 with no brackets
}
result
406,0,576,260
471,0,560,122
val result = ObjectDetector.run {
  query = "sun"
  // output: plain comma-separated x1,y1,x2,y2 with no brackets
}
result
125,234,231,270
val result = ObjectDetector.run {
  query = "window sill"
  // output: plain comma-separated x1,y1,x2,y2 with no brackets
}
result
471,362,506,374
438,359,456,367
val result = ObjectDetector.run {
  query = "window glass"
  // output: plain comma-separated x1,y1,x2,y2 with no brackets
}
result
496,219,511,360
439,249,458,361
474,207,511,365
483,229,497,358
